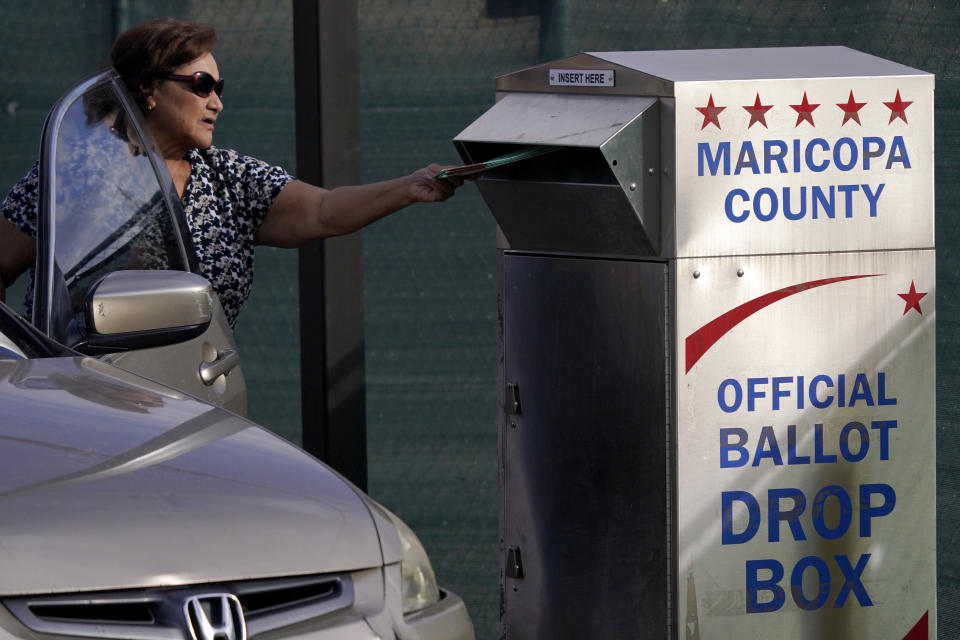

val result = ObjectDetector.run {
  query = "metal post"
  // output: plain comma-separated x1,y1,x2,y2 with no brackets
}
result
292,0,366,490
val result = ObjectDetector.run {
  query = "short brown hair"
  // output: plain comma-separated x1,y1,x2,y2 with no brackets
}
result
110,18,217,111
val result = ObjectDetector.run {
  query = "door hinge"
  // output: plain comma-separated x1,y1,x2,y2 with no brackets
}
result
506,382,522,415
506,546,524,579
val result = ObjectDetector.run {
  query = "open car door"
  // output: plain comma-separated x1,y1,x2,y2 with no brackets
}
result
32,69,247,414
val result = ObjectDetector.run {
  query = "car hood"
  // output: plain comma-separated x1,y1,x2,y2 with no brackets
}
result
0,357,384,596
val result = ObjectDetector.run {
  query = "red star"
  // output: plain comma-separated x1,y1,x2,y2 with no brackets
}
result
884,89,913,124
898,280,927,315
790,92,820,127
743,93,773,128
696,94,725,130
836,90,867,126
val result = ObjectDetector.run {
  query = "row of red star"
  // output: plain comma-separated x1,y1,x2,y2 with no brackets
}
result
696,90,913,130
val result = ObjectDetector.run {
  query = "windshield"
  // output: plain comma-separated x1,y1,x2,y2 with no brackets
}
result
0,303,71,359
0,329,26,359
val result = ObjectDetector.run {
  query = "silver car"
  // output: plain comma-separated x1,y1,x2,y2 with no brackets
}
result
0,70,474,640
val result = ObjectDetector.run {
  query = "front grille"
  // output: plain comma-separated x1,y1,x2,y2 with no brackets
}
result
236,575,350,636
238,576,340,616
2,574,353,640
30,601,155,624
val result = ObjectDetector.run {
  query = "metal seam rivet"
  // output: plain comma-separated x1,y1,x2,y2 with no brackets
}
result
693,270,701,279
737,269,744,277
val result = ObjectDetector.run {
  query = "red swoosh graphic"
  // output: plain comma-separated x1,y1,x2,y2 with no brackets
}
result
684,274,883,374
903,611,928,639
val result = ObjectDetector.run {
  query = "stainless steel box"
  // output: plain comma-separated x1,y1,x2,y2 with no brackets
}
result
455,47,935,640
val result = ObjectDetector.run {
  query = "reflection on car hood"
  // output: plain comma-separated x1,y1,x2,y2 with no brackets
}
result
0,357,383,596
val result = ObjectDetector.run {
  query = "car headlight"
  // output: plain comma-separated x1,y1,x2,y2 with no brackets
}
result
385,510,441,614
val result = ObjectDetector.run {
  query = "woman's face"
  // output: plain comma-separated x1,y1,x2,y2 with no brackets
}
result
146,52,223,155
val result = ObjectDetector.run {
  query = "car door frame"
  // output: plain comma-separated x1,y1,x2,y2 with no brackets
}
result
32,69,248,415
34,69,199,331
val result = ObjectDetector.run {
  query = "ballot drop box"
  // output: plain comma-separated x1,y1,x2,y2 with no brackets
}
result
452,48,936,639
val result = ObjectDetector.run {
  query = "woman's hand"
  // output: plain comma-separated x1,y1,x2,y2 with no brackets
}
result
408,164,465,203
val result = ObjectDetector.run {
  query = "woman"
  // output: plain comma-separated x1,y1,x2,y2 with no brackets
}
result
0,18,464,327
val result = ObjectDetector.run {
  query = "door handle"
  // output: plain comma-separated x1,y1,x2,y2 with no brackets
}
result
199,348,240,385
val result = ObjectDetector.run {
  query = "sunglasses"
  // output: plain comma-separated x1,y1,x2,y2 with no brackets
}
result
165,72,224,98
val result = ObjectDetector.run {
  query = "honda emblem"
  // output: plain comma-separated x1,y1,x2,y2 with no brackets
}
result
183,594,246,640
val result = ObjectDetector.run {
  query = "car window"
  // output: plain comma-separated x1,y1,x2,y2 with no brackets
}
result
47,79,187,322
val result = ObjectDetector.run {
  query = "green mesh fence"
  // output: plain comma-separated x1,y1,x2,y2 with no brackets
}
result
358,6,542,639
2,2,958,639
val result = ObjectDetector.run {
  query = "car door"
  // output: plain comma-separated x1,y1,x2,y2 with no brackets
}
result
32,69,247,415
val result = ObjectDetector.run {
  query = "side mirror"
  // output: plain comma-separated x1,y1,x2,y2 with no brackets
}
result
81,270,213,351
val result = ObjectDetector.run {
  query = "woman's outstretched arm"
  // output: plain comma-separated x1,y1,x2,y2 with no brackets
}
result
254,164,464,248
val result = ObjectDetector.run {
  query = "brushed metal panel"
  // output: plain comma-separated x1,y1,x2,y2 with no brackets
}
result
590,47,928,82
672,73,934,258
501,253,670,639
456,94,661,256
453,93,656,148
477,180,654,256
494,52,673,97
675,250,935,639
601,100,661,254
